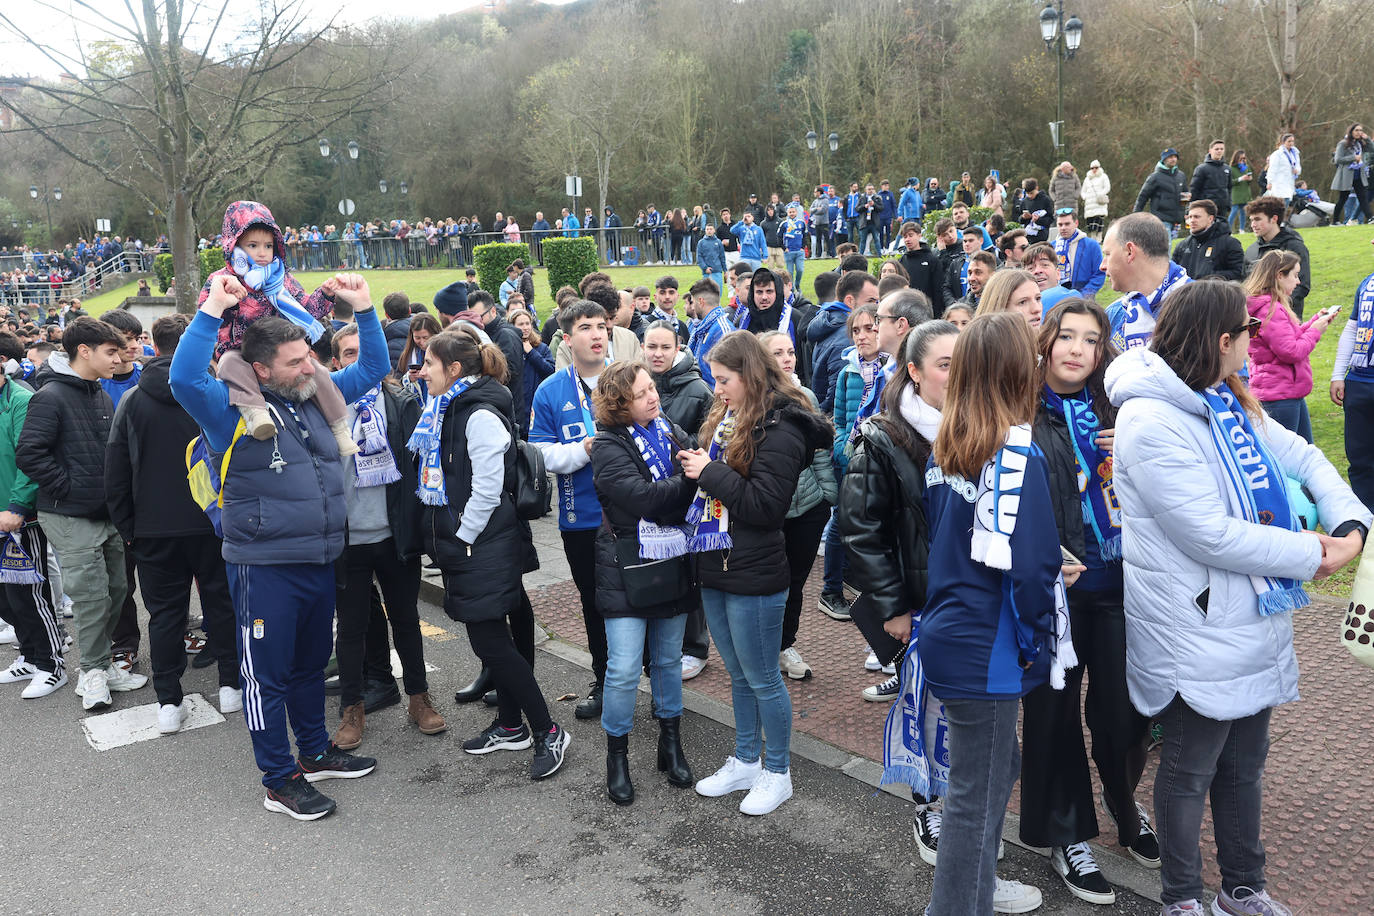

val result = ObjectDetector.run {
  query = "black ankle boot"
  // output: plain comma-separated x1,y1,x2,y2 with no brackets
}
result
574,682,603,720
606,733,634,805
656,716,693,788
454,667,494,704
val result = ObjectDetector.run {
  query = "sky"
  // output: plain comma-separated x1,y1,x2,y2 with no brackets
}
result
1,0,577,79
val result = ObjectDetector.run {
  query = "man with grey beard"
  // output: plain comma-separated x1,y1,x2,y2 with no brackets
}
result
170,272,391,821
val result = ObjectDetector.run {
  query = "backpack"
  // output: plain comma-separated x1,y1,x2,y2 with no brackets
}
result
185,419,247,538
512,438,552,520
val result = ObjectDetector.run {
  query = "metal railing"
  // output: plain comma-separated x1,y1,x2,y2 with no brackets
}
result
0,252,149,309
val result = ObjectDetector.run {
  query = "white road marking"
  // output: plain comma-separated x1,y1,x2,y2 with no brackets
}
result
81,693,226,751
390,649,439,679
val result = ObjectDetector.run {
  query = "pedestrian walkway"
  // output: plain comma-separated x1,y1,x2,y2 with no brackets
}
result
462,516,1374,915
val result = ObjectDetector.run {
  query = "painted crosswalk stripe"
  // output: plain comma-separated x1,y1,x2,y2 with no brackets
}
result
419,619,457,642
389,649,439,678
80,693,226,751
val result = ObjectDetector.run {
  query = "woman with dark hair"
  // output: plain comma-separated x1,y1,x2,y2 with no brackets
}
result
1228,150,1254,232
921,312,1065,915
396,313,442,398
1018,298,1155,904
1106,281,1367,916
507,307,553,435
588,360,698,805
412,330,571,780
1243,251,1335,442
679,330,832,816
669,208,689,265
1331,123,1372,225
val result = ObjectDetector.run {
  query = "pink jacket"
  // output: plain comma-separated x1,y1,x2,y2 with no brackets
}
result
1246,294,1324,401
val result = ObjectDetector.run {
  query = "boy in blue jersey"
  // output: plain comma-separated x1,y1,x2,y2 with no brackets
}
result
529,299,612,720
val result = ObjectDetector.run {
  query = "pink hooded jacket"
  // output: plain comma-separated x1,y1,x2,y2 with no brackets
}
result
1245,293,1325,401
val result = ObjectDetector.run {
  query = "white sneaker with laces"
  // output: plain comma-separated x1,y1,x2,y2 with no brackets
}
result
694,756,763,797
60,596,74,618
681,655,706,680
993,876,1044,914
22,668,66,699
779,647,812,680
220,686,243,714
864,648,882,671
1,656,35,683
80,668,111,711
739,769,792,816
157,701,190,734
0,623,16,645
104,664,148,692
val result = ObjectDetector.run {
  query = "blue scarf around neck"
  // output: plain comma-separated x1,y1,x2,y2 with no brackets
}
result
1042,385,1121,562
406,375,474,506
230,248,325,343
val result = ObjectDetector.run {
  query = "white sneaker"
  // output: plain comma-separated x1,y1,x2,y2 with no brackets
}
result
739,769,793,815
157,701,189,734
80,668,111,711
22,668,66,699
864,647,881,671
104,664,148,692
0,623,16,645
694,756,763,797
219,686,243,714
779,647,813,680
0,656,35,683
681,655,707,680
61,595,74,618
993,876,1044,914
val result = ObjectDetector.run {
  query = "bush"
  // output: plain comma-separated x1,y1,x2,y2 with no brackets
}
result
921,206,996,241
473,242,531,297
153,254,174,293
199,247,226,280
542,237,599,298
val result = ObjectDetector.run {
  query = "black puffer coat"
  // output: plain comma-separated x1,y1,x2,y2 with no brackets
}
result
423,376,520,623
652,354,713,448
15,352,114,519
590,423,698,619
836,416,931,623
695,396,833,596
1031,393,1092,564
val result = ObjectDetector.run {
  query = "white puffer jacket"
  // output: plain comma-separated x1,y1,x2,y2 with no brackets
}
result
1081,169,1112,219
1106,348,1370,721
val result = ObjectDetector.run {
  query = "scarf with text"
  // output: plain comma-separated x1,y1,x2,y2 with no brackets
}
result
631,418,691,559
0,533,42,585
350,385,401,489
1353,271,1374,369
1200,384,1309,615
1042,386,1121,562
1116,259,1190,351
880,618,950,800
685,410,735,551
406,375,474,506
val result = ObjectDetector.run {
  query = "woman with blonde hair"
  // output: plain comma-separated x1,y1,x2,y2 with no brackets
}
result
1243,254,1335,442
980,175,1005,217
976,267,1044,329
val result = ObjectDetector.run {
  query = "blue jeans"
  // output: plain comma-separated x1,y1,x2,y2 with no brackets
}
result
1227,204,1247,233
737,258,761,273
784,249,805,288
822,508,845,595
700,587,791,773
601,614,687,737
858,226,880,256
927,697,1021,916
1261,397,1312,443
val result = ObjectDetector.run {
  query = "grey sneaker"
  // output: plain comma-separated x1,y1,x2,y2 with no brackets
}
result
1163,902,1205,916
1211,887,1292,916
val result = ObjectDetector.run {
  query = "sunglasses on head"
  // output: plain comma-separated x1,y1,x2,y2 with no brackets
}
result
1056,207,1076,216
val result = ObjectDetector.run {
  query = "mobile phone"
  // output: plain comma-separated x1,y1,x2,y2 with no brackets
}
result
1060,545,1082,567
1324,305,1343,319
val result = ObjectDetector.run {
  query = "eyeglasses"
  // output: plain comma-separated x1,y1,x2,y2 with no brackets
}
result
1227,316,1263,337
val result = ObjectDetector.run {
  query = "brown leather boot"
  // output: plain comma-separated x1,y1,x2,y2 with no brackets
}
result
408,692,448,735
334,702,364,750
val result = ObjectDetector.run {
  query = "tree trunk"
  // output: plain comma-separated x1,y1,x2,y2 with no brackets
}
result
1190,3,1207,157
1279,0,1299,132
171,190,200,314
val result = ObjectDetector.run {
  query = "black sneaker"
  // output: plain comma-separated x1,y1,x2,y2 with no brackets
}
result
462,720,533,755
1102,794,1162,868
862,672,901,702
264,773,336,821
913,806,941,865
1050,842,1116,905
530,723,571,780
362,677,401,713
298,742,377,783
573,683,603,720
818,591,852,621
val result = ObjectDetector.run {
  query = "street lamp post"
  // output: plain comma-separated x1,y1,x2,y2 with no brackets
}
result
803,130,840,187
319,138,360,217
1038,2,1083,154
28,183,62,244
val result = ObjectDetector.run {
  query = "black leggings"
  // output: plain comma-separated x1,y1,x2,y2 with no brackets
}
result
466,617,552,734
561,528,606,684
781,502,829,651
1334,177,1372,224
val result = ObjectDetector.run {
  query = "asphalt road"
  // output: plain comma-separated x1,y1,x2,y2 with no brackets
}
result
1,595,1159,915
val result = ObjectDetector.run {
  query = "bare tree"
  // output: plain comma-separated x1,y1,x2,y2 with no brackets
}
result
0,0,400,312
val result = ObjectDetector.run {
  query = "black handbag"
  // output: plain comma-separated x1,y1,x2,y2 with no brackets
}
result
613,531,691,610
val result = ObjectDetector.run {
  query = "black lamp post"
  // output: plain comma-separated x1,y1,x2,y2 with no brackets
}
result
319,138,360,217
804,130,840,186
29,183,62,243
1039,2,1083,153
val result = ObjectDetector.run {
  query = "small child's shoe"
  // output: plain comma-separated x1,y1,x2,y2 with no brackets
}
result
331,419,360,457
241,406,276,440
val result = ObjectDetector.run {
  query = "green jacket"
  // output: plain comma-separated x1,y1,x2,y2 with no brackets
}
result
0,379,37,516
1230,165,1254,205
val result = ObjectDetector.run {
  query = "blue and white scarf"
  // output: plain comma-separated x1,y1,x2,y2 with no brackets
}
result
685,410,735,551
852,357,896,441
350,385,401,489
972,423,1077,688
1054,230,1085,286
1117,259,1190,351
0,532,43,585
1200,384,1310,615
230,248,325,343
631,418,691,559
1042,386,1121,562
406,376,474,506
1353,271,1374,369
880,617,950,799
